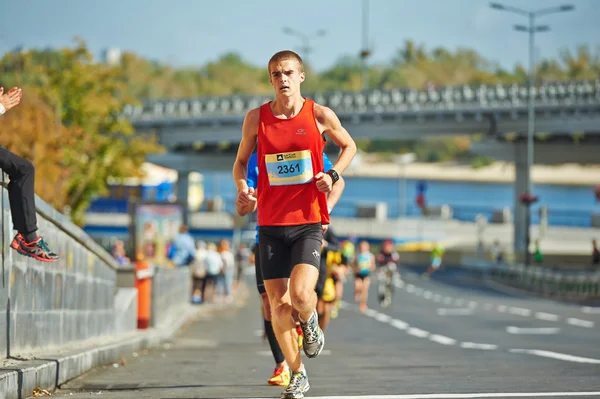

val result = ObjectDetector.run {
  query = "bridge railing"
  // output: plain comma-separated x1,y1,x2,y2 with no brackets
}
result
462,258,600,300
123,79,600,121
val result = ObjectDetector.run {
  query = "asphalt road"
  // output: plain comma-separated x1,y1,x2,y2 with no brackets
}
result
50,267,600,399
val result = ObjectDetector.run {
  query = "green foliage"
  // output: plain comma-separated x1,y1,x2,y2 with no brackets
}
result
1,39,164,225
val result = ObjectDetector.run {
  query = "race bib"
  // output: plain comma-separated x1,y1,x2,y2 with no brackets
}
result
265,150,314,186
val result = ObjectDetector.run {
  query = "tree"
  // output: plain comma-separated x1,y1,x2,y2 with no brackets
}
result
0,88,80,210
1,39,164,225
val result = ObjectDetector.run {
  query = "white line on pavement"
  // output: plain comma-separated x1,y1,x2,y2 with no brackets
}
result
581,306,600,314
407,327,430,338
534,312,560,322
244,392,600,398
510,349,600,364
437,308,474,316
508,307,532,317
389,319,409,330
483,303,493,311
423,290,433,299
375,313,392,323
497,305,508,313
566,318,595,328
406,284,416,293
505,326,561,335
429,334,457,345
460,342,498,350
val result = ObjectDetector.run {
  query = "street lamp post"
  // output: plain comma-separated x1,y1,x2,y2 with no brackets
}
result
282,27,326,66
396,153,416,219
489,2,574,265
360,0,372,91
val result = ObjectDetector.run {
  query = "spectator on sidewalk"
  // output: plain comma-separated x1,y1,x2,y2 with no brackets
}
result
170,225,195,267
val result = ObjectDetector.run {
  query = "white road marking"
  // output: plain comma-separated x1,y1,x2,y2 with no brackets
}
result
437,308,474,316
483,303,493,311
423,290,433,299
581,306,600,314
497,305,508,313
375,313,392,323
406,284,416,293
396,280,405,288
254,329,263,337
505,326,560,335
243,392,600,398
566,318,595,328
429,334,457,345
407,327,429,338
460,342,498,350
534,312,560,322
468,301,478,308
454,298,465,306
389,319,409,330
364,308,378,317
510,349,600,364
414,287,424,296
508,307,532,317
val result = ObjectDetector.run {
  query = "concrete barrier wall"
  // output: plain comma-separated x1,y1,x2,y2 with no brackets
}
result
0,182,195,361
1,187,122,358
151,266,191,329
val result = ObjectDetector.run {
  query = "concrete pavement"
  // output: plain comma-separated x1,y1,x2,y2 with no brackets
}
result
50,268,600,399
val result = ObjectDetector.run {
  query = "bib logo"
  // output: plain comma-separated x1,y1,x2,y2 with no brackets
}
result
277,154,284,161
296,128,306,135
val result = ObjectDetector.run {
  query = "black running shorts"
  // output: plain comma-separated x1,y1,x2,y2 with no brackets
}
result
253,243,266,295
258,223,323,280
314,252,327,298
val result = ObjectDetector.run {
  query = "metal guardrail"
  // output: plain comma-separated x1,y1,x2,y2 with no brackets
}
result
123,80,600,121
463,258,600,299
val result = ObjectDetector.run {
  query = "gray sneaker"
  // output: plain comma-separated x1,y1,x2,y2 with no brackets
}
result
299,310,325,358
281,370,310,399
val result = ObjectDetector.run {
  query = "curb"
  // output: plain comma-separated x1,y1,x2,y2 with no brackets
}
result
0,284,249,399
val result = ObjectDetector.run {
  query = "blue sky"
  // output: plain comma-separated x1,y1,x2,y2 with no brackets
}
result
2,0,598,72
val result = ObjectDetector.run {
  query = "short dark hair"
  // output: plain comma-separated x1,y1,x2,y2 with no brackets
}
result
268,50,304,74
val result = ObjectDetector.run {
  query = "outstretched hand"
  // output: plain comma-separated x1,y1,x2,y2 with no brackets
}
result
0,87,23,113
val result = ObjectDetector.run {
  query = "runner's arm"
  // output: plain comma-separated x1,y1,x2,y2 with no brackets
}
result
315,104,356,176
233,109,259,215
233,108,259,192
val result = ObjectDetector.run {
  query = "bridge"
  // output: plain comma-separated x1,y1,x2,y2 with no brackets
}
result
122,80,600,254
126,80,600,146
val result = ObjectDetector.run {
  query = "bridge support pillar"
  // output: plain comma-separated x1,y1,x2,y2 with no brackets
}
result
176,171,190,224
513,142,529,256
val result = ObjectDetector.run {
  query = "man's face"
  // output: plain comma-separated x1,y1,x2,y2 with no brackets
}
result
269,59,305,97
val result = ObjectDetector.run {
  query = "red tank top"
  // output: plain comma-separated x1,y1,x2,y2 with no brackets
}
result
257,98,330,226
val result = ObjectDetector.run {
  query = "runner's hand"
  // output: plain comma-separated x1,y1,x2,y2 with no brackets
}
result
314,172,333,193
236,187,257,215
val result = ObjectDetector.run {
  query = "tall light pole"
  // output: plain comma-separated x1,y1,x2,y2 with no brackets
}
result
490,2,574,265
282,27,326,67
359,0,372,91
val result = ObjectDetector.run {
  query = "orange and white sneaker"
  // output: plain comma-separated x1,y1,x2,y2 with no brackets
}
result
267,365,290,386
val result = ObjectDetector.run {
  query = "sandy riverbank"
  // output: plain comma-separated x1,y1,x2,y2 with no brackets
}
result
344,160,600,186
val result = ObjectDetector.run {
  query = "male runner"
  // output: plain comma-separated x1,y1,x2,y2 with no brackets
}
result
246,150,344,386
233,50,356,399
